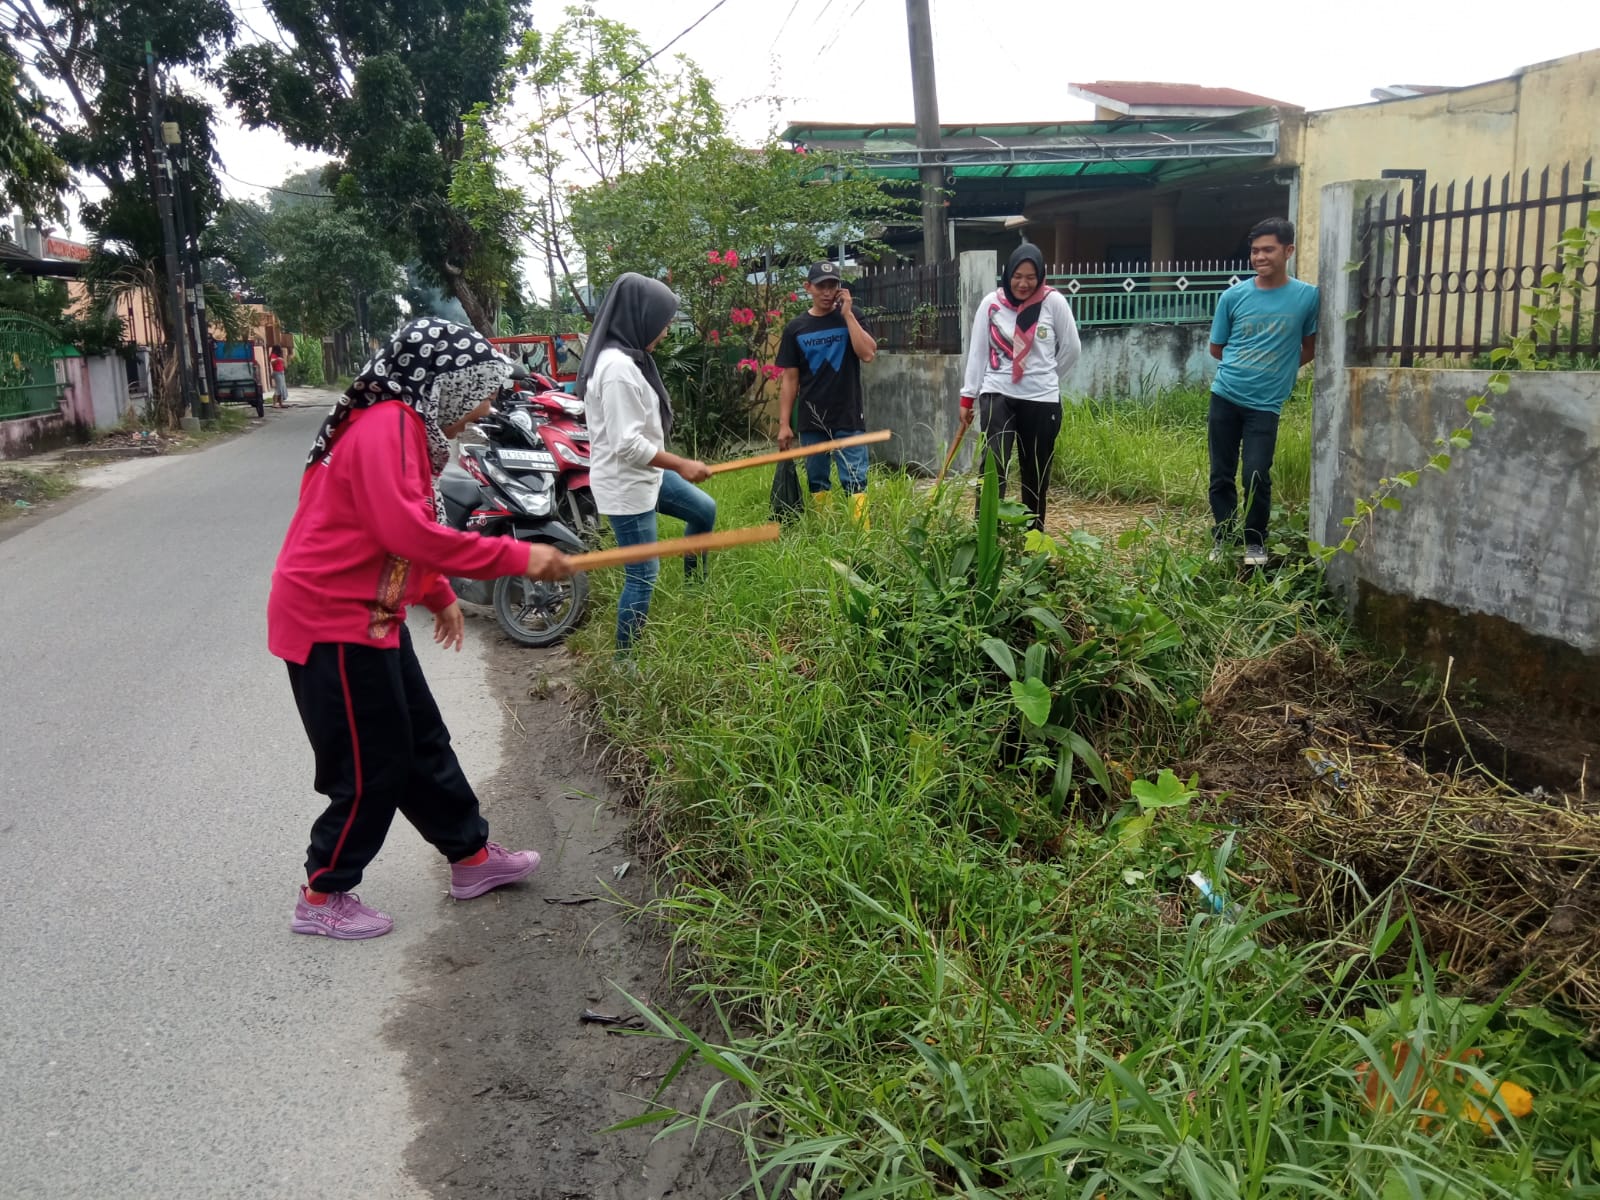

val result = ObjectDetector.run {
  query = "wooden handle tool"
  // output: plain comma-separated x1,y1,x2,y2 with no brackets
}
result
931,422,970,491
564,524,781,571
706,430,891,475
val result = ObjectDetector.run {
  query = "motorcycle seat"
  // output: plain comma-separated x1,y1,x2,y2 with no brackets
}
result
439,466,483,508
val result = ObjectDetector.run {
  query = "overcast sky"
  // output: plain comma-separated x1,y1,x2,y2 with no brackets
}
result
56,1,1600,270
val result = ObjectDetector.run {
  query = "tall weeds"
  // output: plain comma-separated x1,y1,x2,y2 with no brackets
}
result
1053,381,1311,511
574,463,1597,1199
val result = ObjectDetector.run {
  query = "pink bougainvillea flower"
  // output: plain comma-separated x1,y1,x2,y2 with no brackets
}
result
737,358,759,371
711,275,726,286
762,364,782,380
707,250,721,264
724,250,739,267
708,329,721,343
767,309,782,319
788,292,799,302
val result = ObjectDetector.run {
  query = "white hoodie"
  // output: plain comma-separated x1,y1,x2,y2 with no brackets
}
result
960,289,1080,403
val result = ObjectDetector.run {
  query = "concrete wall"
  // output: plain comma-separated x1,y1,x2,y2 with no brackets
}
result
1067,324,1216,399
863,288,1221,468
0,354,94,460
1315,177,1600,711
862,352,969,474
1299,48,1600,285
860,249,993,474
84,353,131,429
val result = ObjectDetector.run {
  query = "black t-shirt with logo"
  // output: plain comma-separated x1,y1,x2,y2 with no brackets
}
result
775,310,869,433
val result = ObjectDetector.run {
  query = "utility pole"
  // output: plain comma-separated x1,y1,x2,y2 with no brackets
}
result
144,42,199,427
170,121,218,419
905,0,947,263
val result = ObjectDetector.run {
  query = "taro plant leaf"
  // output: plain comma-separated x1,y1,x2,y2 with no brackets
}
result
1043,725,1115,796
1023,641,1047,682
980,638,1017,680
1130,768,1198,811
1068,730,1114,796
1010,677,1052,726
1023,605,1070,644
1051,744,1074,812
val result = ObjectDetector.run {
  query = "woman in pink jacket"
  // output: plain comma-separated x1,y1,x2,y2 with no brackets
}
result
268,320,571,940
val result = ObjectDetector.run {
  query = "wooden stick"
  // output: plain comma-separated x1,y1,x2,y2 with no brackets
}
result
706,430,892,475
931,421,970,491
565,524,781,572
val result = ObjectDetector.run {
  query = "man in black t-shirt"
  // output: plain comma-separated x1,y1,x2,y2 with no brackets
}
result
775,261,878,514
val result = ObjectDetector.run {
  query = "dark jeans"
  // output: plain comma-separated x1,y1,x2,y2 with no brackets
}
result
287,625,488,893
1207,392,1280,549
978,393,1062,530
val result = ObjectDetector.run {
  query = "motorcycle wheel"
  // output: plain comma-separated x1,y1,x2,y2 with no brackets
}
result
492,566,589,647
563,488,602,545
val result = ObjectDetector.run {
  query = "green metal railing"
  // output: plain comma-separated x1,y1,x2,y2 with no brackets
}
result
1045,261,1248,327
0,312,74,420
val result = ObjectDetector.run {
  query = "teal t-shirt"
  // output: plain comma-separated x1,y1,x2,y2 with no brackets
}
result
1208,277,1319,413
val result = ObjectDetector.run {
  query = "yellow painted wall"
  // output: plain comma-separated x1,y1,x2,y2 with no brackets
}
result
1298,48,1600,285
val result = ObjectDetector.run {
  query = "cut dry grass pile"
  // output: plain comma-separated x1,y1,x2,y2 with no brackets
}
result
1190,635,1600,1026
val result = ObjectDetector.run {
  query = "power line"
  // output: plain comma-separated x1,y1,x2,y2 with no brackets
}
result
767,0,804,55
217,164,333,198
494,0,734,153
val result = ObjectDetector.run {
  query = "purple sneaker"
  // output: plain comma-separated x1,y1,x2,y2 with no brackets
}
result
290,888,394,940
450,841,541,900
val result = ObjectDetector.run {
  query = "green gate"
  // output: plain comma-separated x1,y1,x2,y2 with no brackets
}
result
0,312,77,420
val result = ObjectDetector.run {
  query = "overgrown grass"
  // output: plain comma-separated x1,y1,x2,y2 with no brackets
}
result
572,467,1599,1198
0,464,77,517
1053,379,1311,512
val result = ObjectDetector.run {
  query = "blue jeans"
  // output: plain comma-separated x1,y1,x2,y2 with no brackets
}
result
799,428,868,495
604,470,717,650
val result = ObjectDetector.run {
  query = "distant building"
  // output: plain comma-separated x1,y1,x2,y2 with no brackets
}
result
784,45,1600,289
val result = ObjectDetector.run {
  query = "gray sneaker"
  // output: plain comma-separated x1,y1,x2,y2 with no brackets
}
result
1243,545,1269,568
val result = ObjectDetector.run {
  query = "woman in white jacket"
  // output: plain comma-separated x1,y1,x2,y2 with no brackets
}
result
958,244,1080,530
575,273,715,651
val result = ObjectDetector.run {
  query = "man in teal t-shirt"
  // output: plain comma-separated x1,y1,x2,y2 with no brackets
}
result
1207,217,1319,566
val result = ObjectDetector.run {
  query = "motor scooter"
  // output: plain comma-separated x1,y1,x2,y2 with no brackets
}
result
437,406,589,647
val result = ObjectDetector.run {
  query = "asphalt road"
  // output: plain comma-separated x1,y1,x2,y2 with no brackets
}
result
0,402,507,1198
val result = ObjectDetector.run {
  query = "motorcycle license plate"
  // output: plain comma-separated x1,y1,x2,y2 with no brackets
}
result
497,448,557,471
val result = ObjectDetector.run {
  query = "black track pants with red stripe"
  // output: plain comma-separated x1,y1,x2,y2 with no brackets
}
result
286,626,489,893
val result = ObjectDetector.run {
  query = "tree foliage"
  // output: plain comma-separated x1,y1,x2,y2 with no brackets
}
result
3,0,235,419
502,6,724,314
568,138,905,447
201,198,275,296
0,45,69,221
261,205,404,338
1,0,234,255
222,0,529,333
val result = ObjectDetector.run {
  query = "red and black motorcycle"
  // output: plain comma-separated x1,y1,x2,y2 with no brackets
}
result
505,380,599,543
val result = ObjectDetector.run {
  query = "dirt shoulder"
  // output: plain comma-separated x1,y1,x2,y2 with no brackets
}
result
392,634,749,1200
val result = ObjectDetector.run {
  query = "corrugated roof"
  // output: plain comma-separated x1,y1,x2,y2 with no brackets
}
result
1069,81,1297,110
782,118,1278,181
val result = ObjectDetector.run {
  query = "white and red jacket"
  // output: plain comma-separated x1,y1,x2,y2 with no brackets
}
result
267,401,527,664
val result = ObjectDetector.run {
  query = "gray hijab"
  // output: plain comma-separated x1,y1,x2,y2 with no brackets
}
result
575,272,679,441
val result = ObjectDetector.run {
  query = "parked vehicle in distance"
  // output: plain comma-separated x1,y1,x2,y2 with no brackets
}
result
489,333,584,393
212,342,265,417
